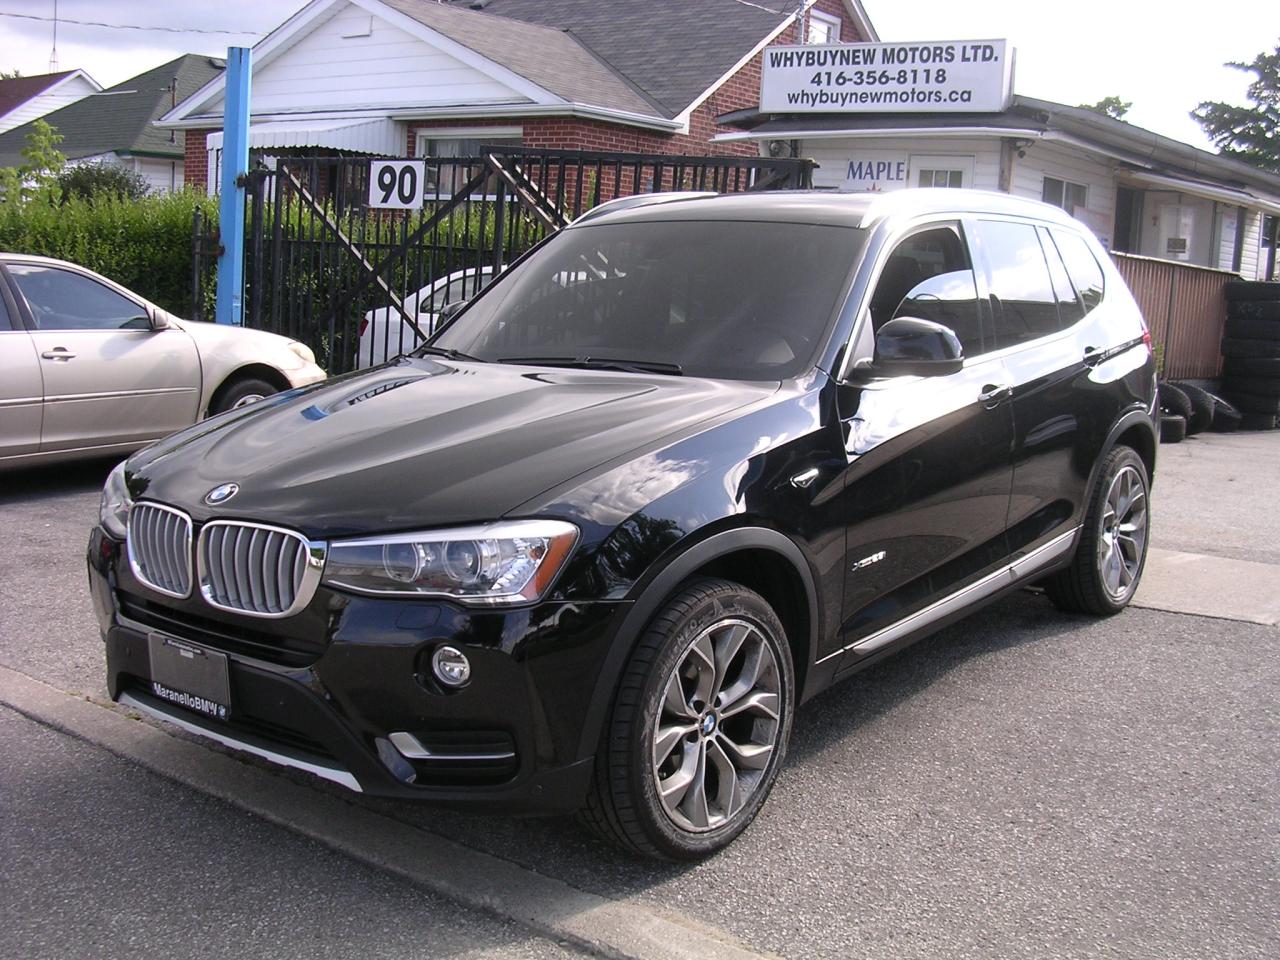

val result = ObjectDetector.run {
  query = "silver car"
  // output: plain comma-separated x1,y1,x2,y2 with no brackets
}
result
1,254,327,469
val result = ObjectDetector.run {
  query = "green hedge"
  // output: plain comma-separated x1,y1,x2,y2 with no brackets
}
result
0,191,215,316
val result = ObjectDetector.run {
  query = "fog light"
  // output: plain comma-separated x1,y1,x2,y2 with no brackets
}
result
432,645,471,687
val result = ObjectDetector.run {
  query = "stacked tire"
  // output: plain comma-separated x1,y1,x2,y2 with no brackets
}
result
1221,281,1280,431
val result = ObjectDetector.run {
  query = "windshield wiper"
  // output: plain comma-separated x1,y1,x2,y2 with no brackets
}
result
496,356,683,376
415,345,487,363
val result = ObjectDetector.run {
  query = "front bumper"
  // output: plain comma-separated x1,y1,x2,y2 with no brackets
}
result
88,527,626,814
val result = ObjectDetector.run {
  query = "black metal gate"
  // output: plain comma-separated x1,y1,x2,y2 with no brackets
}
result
195,147,814,375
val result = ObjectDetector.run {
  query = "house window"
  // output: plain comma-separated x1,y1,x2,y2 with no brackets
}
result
1043,176,1088,216
918,169,964,188
1263,215,1277,248
909,155,973,190
415,127,522,197
807,10,842,44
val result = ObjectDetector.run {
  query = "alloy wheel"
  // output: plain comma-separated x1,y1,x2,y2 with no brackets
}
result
1097,464,1147,601
651,618,782,833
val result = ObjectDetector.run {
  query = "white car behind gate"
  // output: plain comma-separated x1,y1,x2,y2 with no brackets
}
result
357,267,494,368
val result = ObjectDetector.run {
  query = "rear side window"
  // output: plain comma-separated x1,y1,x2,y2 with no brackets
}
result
1038,226,1085,326
975,219,1063,348
1050,228,1105,314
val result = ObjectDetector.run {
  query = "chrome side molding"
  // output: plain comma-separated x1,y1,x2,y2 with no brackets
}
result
825,526,1081,663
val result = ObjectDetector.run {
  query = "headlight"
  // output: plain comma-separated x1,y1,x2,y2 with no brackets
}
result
99,461,132,539
287,341,316,365
322,520,578,604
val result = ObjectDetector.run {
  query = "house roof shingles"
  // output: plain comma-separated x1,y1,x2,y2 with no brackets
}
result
435,0,801,118
381,0,662,116
0,55,223,167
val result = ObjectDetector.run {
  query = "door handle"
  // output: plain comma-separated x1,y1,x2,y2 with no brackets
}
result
41,348,77,361
1083,346,1105,367
978,383,1011,406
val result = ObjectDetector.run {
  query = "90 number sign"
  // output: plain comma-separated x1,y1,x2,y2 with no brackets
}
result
368,160,426,210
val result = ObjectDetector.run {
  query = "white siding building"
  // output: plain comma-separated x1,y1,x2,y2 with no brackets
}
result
0,70,100,135
718,95,1280,281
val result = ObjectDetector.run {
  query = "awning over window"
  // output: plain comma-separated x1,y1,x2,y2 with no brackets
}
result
1121,170,1280,217
206,118,405,156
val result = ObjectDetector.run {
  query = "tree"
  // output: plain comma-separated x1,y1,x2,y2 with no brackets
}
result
0,69,21,80
57,162,150,203
1079,96,1132,120
1192,42,1280,174
0,119,65,204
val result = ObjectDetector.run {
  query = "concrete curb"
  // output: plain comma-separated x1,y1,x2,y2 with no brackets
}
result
0,664,774,960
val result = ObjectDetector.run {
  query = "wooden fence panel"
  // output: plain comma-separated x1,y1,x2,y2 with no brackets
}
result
1112,253,1232,380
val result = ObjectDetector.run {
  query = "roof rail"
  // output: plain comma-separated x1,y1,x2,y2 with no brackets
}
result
572,191,718,225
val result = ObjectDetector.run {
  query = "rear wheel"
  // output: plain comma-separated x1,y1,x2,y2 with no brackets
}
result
1044,446,1149,616
580,578,794,860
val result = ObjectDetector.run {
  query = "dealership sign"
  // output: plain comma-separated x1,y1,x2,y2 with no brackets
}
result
760,40,1013,113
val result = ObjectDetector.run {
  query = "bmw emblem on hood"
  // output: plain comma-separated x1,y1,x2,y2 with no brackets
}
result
204,483,240,505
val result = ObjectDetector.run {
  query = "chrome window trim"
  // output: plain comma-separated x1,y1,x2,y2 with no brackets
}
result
196,519,327,619
126,501,194,600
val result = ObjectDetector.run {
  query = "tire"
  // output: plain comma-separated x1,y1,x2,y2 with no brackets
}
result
1224,315,1280,341
1224,389,1280,414
1222,375,1280,398
210,376,279,415
1159,413,1186,443
1229,300,1280,322
580,578,795,860
1207,393,1243,432
1220,337,1280,359
1223,357,1280,378
1157,381,1193,422
1240,413,1279,431
1225,281,1280,302
1170,381,1213,434
1043,446,1149,616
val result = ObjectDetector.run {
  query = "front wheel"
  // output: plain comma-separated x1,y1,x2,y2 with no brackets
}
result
210,376,278,415
581,578,795,860
1044,445,1150,615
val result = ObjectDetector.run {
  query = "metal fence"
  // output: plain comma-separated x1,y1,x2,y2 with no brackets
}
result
194,148,814,375
1112,252,1234,380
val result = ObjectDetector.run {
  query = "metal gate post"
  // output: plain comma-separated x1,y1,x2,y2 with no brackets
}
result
215,47,252,326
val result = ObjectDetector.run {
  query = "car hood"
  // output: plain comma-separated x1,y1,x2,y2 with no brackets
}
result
129,357,773,537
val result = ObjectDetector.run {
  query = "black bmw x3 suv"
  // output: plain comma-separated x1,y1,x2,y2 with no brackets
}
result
89,189,1157,859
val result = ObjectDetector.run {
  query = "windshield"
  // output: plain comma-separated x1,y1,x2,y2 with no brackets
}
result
429,219,865,380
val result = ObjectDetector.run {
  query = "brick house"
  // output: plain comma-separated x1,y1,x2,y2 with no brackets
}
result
160,0,875,191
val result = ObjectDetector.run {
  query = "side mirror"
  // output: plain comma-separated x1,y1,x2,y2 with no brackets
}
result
871,317,964,377
149,310,171,331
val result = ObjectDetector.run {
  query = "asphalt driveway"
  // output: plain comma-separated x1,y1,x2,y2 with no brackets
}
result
1,431,1277,960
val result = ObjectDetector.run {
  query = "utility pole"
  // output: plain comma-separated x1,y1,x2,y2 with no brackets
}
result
796,0,807,44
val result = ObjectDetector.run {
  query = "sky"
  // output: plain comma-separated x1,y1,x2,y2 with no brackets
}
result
0,1,1276,153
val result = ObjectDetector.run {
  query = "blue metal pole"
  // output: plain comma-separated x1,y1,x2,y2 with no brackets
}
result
215,46,252,325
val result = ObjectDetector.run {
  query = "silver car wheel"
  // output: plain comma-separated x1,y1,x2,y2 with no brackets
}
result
652,618,781,833
231,393,267,409
1096,463,1147,601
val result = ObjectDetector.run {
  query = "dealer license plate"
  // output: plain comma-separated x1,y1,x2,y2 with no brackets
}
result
147,632,231,721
